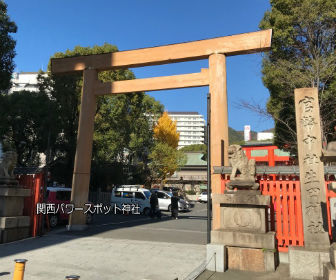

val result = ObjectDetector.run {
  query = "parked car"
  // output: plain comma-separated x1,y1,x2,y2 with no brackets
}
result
198,192,208,203
162,186,180,193
150,189,190,212
46,187,93,228
111,185,151,215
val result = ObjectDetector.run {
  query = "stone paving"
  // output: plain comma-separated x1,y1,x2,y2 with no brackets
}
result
0,203,293,280
196,264,290,280
0,232,205,280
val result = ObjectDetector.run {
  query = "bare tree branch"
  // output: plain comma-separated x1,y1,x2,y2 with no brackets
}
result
234,99,298,140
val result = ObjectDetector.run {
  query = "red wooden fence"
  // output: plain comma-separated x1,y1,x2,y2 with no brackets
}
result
326,180,336,240
221,175,335,252
259,179,304,252
17,173,44,237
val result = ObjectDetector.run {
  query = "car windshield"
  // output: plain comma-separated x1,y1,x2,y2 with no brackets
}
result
166,192,172,197
143,190,151,199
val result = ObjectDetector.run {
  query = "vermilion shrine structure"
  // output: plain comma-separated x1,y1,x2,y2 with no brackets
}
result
51,29,272,230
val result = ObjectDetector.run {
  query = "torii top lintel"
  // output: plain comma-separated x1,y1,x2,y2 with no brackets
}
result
51,29,272,74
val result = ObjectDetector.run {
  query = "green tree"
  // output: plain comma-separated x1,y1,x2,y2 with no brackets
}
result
260,0,336,154
93,92,163,187
0,90,58,166
39,44,163,186
0,1,17,93
148,142,186,185
180,144,207,153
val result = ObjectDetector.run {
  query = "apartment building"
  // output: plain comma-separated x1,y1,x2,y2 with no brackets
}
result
168,112,205,149
9,72,41,93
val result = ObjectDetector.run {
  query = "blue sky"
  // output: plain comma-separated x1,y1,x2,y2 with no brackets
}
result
7,0,273,132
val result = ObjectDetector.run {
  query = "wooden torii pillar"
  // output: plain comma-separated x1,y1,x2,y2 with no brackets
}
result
51,30,272,230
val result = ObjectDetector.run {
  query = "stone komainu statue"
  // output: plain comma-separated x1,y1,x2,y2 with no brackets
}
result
228,144,256,181
0,151,18,178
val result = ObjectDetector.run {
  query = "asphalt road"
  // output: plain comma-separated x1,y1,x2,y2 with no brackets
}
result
55,202,208,245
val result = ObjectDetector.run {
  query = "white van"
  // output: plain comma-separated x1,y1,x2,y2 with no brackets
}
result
111,185,151,215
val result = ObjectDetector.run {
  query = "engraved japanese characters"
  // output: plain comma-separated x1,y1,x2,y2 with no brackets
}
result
298,95,324,234
294,88,330,248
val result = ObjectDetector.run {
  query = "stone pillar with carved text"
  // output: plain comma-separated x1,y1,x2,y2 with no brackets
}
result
294,88,329,248
289,88,331,280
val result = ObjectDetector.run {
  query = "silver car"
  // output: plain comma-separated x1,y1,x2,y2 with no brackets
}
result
152,190,190,212
198,192,208,203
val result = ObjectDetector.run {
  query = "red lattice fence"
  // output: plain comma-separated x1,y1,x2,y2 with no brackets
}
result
221,175,335,252
17,173,44,237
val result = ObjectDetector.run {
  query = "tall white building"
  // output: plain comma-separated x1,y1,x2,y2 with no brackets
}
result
168,112,205,149
244,125,251,142
9,72,41,93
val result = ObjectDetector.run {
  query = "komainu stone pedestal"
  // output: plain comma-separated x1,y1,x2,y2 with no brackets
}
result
207,191,278,273
0,183,31,243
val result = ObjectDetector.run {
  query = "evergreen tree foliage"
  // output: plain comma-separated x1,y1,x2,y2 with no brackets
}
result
38,44,163,186
0,0,17,93
260,0,336,155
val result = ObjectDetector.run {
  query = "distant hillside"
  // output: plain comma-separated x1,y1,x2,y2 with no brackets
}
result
228,127,244,144
262,128,275,133
229,127,258,144
181,127,273,157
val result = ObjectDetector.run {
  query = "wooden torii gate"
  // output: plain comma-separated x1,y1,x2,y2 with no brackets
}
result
51,29,272,230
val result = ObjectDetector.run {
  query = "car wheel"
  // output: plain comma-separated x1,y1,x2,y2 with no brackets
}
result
86,213,93,224
143,208,150,216
49,215,58,228
168,205,171,212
